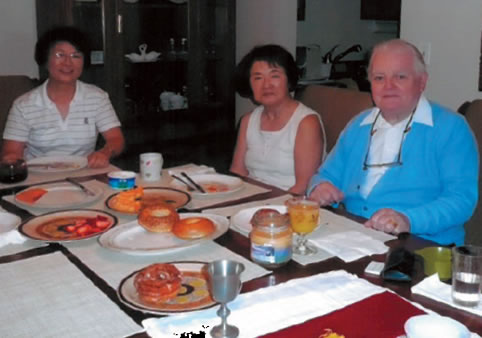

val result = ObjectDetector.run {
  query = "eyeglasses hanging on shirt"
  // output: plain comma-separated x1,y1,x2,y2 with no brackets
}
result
363,110,415,170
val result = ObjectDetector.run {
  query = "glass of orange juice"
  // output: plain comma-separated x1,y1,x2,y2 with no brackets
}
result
285,197,320,255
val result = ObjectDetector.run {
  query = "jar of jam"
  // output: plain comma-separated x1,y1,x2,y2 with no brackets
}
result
250,210,292,269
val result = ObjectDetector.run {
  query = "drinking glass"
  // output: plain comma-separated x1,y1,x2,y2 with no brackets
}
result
207,260,244,338
285,197,320,255
451,245,482,307
0,158,28,184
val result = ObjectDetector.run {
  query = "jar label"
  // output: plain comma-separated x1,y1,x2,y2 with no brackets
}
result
251,244,292,264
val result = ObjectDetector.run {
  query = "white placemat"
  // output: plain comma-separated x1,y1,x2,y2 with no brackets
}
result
412,274,482,316
142,270,386,338
0,164,119,189
217,201,395,266
66,238,270,289
0,251,141,338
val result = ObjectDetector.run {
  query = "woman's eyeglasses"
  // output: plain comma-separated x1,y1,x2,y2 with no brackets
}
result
363,111,415,170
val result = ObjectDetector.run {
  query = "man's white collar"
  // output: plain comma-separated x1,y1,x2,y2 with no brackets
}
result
361,95,433,127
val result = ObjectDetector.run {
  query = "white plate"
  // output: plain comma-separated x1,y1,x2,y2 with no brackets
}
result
0,212,21,234
27,156,88,173
15,182,104,209
118,261,215,315
18,209,117,242
171,174,244,199
230,205,288,234
98,213,229,255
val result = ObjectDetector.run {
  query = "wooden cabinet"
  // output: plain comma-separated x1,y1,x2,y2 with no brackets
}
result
35,0,236,171
360,0,401,21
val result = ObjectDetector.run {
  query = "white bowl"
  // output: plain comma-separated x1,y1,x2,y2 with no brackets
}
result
405,314,470,338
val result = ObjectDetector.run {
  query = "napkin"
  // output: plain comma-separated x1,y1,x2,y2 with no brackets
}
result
0,229,27,247
309,230,389,262
412,274,482,316
167,163,216,176
142,270,385,338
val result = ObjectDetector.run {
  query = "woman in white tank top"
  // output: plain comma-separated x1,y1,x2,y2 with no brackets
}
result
230,44,326,194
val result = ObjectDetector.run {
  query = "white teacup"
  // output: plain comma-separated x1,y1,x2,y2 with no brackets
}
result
139,152,163,181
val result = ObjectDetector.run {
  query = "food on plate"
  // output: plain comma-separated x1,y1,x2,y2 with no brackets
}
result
16,188,48,204
250,208,281,224
35,215,112,239
172,217,215,239
134,263,182,304
138,204,179,233
109,187,144,213
201,182,229,193
319,329,345,338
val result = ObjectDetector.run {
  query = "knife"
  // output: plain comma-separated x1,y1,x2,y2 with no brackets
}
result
65,177,96,196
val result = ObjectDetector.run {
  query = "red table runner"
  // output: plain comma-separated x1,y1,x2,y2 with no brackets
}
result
260,291,425,338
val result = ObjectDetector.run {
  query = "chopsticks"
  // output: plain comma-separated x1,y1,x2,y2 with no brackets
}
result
171,174,196,192
181,172,206,193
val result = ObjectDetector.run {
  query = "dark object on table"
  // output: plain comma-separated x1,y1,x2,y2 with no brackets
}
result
0,158,28,184
381,247,417,282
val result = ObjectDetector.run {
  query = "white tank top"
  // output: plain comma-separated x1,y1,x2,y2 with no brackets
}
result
245,102,325,190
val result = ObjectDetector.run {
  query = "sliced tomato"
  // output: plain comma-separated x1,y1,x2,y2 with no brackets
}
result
76,224,93,236
66,225,77,233
95,220,110,229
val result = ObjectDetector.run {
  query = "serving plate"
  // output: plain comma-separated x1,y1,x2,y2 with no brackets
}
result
27,155,88,173
170,174,244,199
98,213,228,255
105,187,190,215
118,261,215,315
0,212,21,234
230,205,288,234
18,209,117,242
15,182,104,209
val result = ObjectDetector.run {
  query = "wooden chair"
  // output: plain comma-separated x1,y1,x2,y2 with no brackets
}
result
462,99,482,245
0,75,38,148
297,85,374,153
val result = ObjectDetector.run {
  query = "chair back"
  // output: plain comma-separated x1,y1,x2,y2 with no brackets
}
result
297,85,373,152
0,76,38,148
463,99,482,245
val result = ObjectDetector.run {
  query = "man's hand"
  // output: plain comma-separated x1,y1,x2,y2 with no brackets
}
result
364,208,410,235
308,182,344,206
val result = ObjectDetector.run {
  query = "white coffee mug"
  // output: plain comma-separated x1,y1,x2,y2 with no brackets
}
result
140,152,163,181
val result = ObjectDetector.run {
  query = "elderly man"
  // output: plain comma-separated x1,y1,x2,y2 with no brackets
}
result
308,39,478,245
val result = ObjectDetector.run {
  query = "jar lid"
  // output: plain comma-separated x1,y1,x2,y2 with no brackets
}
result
252,212,289,229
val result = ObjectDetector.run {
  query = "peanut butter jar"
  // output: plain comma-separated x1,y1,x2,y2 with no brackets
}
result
250,211,292,269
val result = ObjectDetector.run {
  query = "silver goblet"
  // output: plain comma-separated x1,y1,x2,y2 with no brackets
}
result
207,260,245,338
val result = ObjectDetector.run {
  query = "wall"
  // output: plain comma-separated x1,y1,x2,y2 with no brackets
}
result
235,0,297,122
0,1,480,114
401,0,482,110
297,0,398,62
0,0,37,78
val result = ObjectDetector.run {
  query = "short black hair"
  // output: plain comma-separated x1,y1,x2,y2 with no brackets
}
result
34,26,91,67
234,44,299,99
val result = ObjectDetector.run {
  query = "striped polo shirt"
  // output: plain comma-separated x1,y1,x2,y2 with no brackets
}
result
3,80,121,160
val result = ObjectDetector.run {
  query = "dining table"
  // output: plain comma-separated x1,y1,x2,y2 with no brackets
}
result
0,162,481,338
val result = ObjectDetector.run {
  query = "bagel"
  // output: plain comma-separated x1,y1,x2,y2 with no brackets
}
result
172,217,215,240
134,263,182,304
138,204,179,233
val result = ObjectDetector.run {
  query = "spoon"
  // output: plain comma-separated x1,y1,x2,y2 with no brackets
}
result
181,172,206,193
